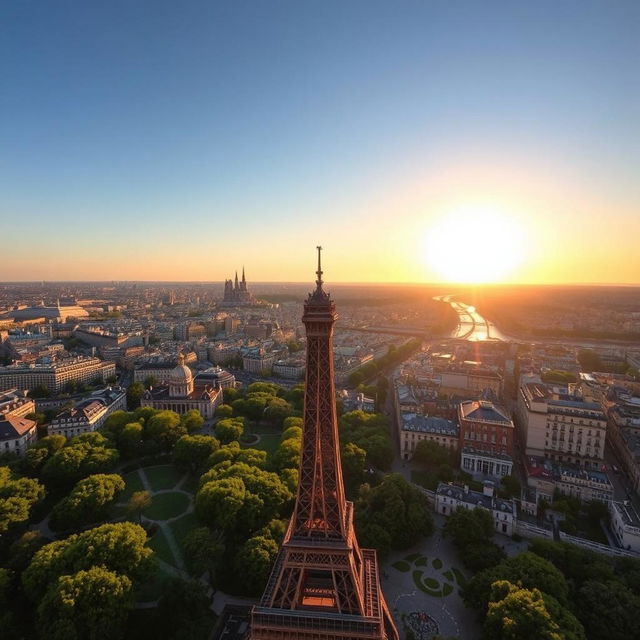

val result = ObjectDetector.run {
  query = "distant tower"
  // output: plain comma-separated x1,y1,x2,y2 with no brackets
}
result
249,248,399,640
234,270,239,291
241,265,247,292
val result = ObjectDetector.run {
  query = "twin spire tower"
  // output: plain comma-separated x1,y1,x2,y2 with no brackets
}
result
249,247,399,640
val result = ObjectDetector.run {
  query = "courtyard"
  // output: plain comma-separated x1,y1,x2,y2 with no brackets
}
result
382,523,481,640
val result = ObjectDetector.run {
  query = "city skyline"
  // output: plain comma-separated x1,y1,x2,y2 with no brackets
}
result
2,1,639,284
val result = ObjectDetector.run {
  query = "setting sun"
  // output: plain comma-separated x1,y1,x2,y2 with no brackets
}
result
424,206,525,283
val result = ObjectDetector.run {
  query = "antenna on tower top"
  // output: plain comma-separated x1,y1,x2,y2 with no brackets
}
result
316,245,323,289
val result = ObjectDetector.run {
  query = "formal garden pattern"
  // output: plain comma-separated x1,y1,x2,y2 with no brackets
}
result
392,552,467,598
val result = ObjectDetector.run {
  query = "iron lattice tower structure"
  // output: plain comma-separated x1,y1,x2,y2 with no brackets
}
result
249,248,399,640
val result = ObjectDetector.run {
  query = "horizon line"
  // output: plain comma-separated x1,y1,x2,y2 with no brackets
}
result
2,280,640,287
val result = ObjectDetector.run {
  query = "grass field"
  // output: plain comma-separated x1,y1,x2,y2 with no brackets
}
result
169,512,199,548
144,492,191,520
120,470,145,502
147,529,176,566
144,465,185,491
240,424,281,458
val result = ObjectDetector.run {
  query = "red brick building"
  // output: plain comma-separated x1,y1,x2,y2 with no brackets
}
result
458,399,515,477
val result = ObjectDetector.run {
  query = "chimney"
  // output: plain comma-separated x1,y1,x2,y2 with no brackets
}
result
483,481,495,498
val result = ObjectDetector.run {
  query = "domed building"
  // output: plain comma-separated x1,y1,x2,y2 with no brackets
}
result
140,356,222,419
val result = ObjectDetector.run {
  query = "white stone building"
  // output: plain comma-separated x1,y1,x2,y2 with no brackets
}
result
435,481,516,536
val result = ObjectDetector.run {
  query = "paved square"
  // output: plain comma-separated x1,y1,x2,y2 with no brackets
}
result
381,518,481,640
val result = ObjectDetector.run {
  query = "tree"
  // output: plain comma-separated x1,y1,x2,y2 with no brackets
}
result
7,530,48,573
576,580,640,640
483,580,585,640
183,527,225,585
263,397,293,425
341,442,366,494
413,440,452,468
464,552,569,613
173,435,219,473
181,409,204,433
144,375,158,389
443,507,495,548
127,491,151,524
145,410,185,450
23,522,152,602
500,475,521,498
215,417,244,444
37,566,133,640
271,436,301,471
214,404,234,419
195,477,246,530
355,474,432,555
156,577,212,640
49,474,125,531
118,422,143,458
126,382,145,410
0,467,45,534
42,441,119,487
234,535,278,596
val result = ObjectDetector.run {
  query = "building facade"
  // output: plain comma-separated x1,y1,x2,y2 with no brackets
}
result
518,380,607,468
0,388,37,456
141,360,222,418
0,356,115,393
400,413,458,460
435,481,516,536
458,399,514,478
48,387,126,438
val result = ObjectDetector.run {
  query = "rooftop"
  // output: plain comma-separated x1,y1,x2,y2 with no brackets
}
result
459,399,512,425
401,412,458,436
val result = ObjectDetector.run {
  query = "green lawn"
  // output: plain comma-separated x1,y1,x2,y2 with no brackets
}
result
169,512,199,549
120,470,145,502
240,425,281,458
144,465,185,491
415,555,429,567
147,529,176,567
432,558,443,570
392,560,410,572
144,492,190,520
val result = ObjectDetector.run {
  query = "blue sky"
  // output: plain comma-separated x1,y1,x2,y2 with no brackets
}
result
1,1,638,282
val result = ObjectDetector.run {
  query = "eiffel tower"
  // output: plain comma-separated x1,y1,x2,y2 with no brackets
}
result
249,248,399,640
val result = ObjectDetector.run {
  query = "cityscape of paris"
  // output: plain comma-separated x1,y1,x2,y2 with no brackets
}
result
1,2,639,640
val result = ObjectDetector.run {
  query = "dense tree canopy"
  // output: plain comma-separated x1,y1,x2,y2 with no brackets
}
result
37,566,133,640
464,552,569,613
355,474,432,556
49,473,124,531
173,435,219,473
0,466,45,534
484,580,585,640
183,527,225,585
215,417,244,444
197,462,292,533
23,522,152,601
41,434,119,487
234,534,279,596
339,411,393,470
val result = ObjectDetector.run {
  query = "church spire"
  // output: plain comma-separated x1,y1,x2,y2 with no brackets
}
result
234,270,238,290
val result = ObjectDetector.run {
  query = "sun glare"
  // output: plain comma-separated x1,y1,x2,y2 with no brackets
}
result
424,206,525,283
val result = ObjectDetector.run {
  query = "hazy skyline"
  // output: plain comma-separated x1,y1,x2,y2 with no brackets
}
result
2,1,639,284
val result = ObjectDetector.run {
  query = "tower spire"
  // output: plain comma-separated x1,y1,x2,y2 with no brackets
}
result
315,245,323,290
